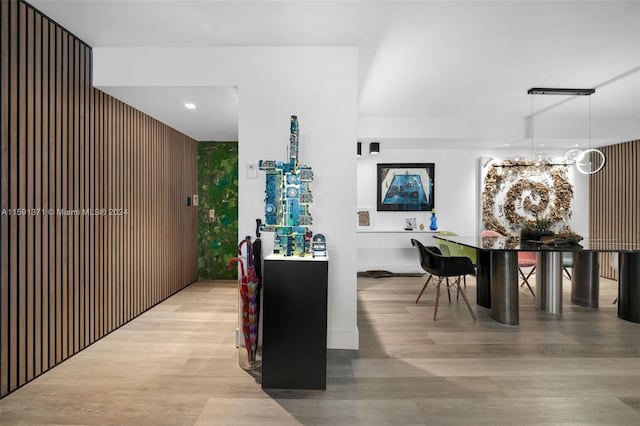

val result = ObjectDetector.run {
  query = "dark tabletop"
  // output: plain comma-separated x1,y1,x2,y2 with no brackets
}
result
434,235,640,252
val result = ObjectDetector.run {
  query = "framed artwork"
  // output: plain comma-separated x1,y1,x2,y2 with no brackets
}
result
377,163,435,211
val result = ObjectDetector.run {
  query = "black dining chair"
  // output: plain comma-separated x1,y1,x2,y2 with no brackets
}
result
411,239,477,321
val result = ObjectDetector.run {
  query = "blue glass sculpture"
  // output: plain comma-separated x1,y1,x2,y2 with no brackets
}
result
430,210,438,231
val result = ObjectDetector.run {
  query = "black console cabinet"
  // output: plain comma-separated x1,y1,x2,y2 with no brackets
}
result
261,255,328,390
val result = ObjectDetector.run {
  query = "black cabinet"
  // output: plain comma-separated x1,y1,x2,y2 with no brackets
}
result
261,255,328,390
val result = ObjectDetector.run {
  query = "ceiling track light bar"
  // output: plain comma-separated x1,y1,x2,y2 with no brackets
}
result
527,88,595,96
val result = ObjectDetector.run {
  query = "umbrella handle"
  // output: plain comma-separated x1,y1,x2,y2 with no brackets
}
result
256,218,262,238
227,257,246,279
238,237,254,267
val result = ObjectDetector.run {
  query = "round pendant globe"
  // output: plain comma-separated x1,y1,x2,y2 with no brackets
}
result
575,148,606,174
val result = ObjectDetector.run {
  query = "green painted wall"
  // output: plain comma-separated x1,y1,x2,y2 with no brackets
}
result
198,141,238,279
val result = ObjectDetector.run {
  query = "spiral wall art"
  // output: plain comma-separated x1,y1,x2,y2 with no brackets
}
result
481,159,574,237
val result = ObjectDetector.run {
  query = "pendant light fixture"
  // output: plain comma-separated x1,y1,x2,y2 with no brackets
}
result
528,92,549,166
574,95,606,174
527,87,605,175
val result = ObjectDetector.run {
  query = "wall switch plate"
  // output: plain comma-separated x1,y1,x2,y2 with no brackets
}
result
193,194,199,206
208,209,215,222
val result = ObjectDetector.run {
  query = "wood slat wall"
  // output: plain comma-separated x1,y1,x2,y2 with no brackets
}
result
0,0,199,398
589,140,640,279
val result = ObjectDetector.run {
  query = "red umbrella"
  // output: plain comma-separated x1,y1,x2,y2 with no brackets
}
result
228,236,260,365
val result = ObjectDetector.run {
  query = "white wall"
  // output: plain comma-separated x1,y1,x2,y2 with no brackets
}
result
93,47,359,350
356,146,589,272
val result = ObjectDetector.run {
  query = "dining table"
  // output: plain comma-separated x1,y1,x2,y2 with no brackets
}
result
433,235,640,326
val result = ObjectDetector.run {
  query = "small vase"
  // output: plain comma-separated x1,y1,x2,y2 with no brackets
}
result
429,212,438,231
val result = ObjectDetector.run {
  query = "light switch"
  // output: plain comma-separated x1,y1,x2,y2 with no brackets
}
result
193,194,199,206
208,209,215,222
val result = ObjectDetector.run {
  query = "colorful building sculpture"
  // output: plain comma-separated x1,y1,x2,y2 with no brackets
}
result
259,116,315,256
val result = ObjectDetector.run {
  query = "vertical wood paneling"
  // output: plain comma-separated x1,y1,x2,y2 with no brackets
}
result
0,0,10,397
46,19,55,370
25,5,34,382
78,39,85,351
40,13,48,373
0,0,198,398
82,44,89,347
88,49,94,344
17,1,27,386
590,140,640,279
71,37,78,354
8,0,19,392
54,23,61,366
33,10,41,378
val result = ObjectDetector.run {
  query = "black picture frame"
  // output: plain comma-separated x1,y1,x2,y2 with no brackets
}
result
377,163,435,211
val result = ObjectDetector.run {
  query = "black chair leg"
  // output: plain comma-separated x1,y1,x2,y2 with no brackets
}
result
519,267,536,298
563,266,572,280
434,278,443,321
416,274,433,303
519,266,535,284
446,278,451,304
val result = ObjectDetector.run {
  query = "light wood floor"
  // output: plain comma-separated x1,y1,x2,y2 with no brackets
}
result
1,275,639,425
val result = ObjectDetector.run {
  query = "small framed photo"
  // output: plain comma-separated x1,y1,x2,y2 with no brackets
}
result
404,217,416,230
357,209,373,230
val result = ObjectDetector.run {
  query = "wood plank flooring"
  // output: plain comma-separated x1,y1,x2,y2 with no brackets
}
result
0,275,639,425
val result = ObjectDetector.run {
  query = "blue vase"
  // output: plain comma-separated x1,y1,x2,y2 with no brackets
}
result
429,212,438,231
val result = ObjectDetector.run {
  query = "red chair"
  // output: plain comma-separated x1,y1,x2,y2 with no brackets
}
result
518,251,536,298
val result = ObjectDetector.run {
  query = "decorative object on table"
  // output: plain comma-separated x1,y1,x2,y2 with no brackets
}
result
539,228,584,247
377,163,435,211
228,236,261,369
312,234,327,258
404,218,416,231
480,156,573,238
429,209,438,231
520,213,554,241
259,116,322,257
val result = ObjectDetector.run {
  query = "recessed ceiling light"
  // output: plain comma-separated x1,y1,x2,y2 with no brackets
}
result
539,144,545,147
574,143,581,147
504,143,510,147
184,103,196,110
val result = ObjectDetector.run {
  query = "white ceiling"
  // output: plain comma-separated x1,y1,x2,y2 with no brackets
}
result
31,0,640,148
100,86,239,141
